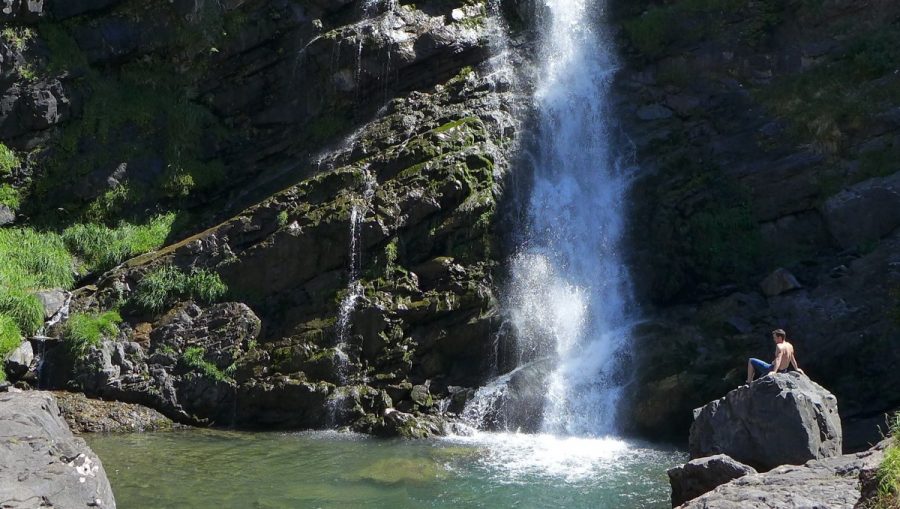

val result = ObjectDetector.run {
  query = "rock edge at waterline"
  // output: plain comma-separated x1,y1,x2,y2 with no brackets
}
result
0,390,116,509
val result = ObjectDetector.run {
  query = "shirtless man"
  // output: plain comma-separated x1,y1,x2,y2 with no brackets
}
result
746,329,805,383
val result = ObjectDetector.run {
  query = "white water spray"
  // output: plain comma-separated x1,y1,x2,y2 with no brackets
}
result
500,0,633,437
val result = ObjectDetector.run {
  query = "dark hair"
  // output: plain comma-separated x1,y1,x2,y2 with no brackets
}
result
772,328,786,339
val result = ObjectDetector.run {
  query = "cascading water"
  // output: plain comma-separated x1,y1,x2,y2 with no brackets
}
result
464,0,634,437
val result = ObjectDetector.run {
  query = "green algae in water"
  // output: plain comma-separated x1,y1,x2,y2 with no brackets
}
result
86,430,685,508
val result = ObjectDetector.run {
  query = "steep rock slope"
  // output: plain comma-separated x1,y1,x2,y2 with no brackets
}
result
614,0,900,447
1,0,526,433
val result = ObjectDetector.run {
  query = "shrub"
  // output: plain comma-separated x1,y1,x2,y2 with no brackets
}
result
63,213,175,274
0,143,18,176
0,184,20,210
0,315,23,382
132,265,227,313
181,346,229,381
65,311,122,354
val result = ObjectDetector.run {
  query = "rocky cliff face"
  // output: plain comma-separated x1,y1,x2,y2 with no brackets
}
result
1,0,897,444
612,0,900,448
1,0,525,434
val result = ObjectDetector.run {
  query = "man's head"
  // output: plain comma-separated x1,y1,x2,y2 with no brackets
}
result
772,329,787,343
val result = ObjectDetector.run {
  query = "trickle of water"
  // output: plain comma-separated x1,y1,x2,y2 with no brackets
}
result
333,170,378,379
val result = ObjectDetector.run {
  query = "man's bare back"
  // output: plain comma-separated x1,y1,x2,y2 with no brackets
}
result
772,341,796,372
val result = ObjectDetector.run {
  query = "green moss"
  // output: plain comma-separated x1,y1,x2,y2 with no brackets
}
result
131,265,227,313
1,27,34,53
65,311,122,355
62,213,175,275
181,346,230,382
277,210,289,227
0,315,23,382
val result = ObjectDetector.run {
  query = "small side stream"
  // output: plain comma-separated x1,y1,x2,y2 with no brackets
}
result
86,430,685,508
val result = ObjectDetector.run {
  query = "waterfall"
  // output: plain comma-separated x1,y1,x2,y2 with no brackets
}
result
464,0,634,437
514,0,631,436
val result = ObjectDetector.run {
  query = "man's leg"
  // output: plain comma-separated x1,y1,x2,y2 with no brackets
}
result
748,358,772,383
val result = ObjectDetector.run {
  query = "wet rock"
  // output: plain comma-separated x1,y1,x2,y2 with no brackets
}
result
35,288,69,319
0,391,116,508
668,454,757,507
379,408,448,439
690,372,842,471
410,384,433,407
678,440,887,508
54,391,176,433
759,268,802,297
3,340,33,380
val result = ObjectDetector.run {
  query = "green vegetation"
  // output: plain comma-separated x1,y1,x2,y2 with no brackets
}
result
277,210,289,227
623,0,742,58
181,346,230,382
759,25,900,156
0,228,74,335
64,311,122,354
131,265,227,313
872,413,900,508
63,213,175,274
1,27,34,53
0,143,19,176
0,315,23,382
0,184,20,211
648,156,761,301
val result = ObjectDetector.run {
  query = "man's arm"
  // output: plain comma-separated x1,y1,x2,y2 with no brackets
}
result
790,353,805,375
768,346,783,376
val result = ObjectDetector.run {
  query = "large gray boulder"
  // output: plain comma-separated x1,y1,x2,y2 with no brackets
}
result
689,372,842,470
668,454,757,507
678,440,887,508
0,391,116,508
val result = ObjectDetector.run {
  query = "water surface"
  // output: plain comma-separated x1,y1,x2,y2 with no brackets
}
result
87,430,684,509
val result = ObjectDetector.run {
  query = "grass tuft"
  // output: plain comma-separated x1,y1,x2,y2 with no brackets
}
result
0,143,18,176
132,265,227,313
0,315,23,382
181,346,229,381
64,311,122,355
63,213,175,274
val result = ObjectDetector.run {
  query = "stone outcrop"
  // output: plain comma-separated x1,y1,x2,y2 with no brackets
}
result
53,391,176,433
668,454,757,507
677,439,888,508
0,391,116,508
689,372,842,470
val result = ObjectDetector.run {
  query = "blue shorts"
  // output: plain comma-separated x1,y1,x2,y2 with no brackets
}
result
749,358,790,378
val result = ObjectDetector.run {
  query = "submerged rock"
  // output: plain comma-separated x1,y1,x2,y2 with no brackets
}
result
668,454,757,507
0,391,116,508
689,372,841,470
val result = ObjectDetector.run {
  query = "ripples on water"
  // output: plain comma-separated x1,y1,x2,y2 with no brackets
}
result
86,430,685,509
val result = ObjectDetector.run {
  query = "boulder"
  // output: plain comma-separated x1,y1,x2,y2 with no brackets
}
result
0,204,14,226
759,268,802,297
0,391,116,508
689,372,841,470
668,454,757,506
35,288,69,320
3,340,33,380
678,440,887,508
